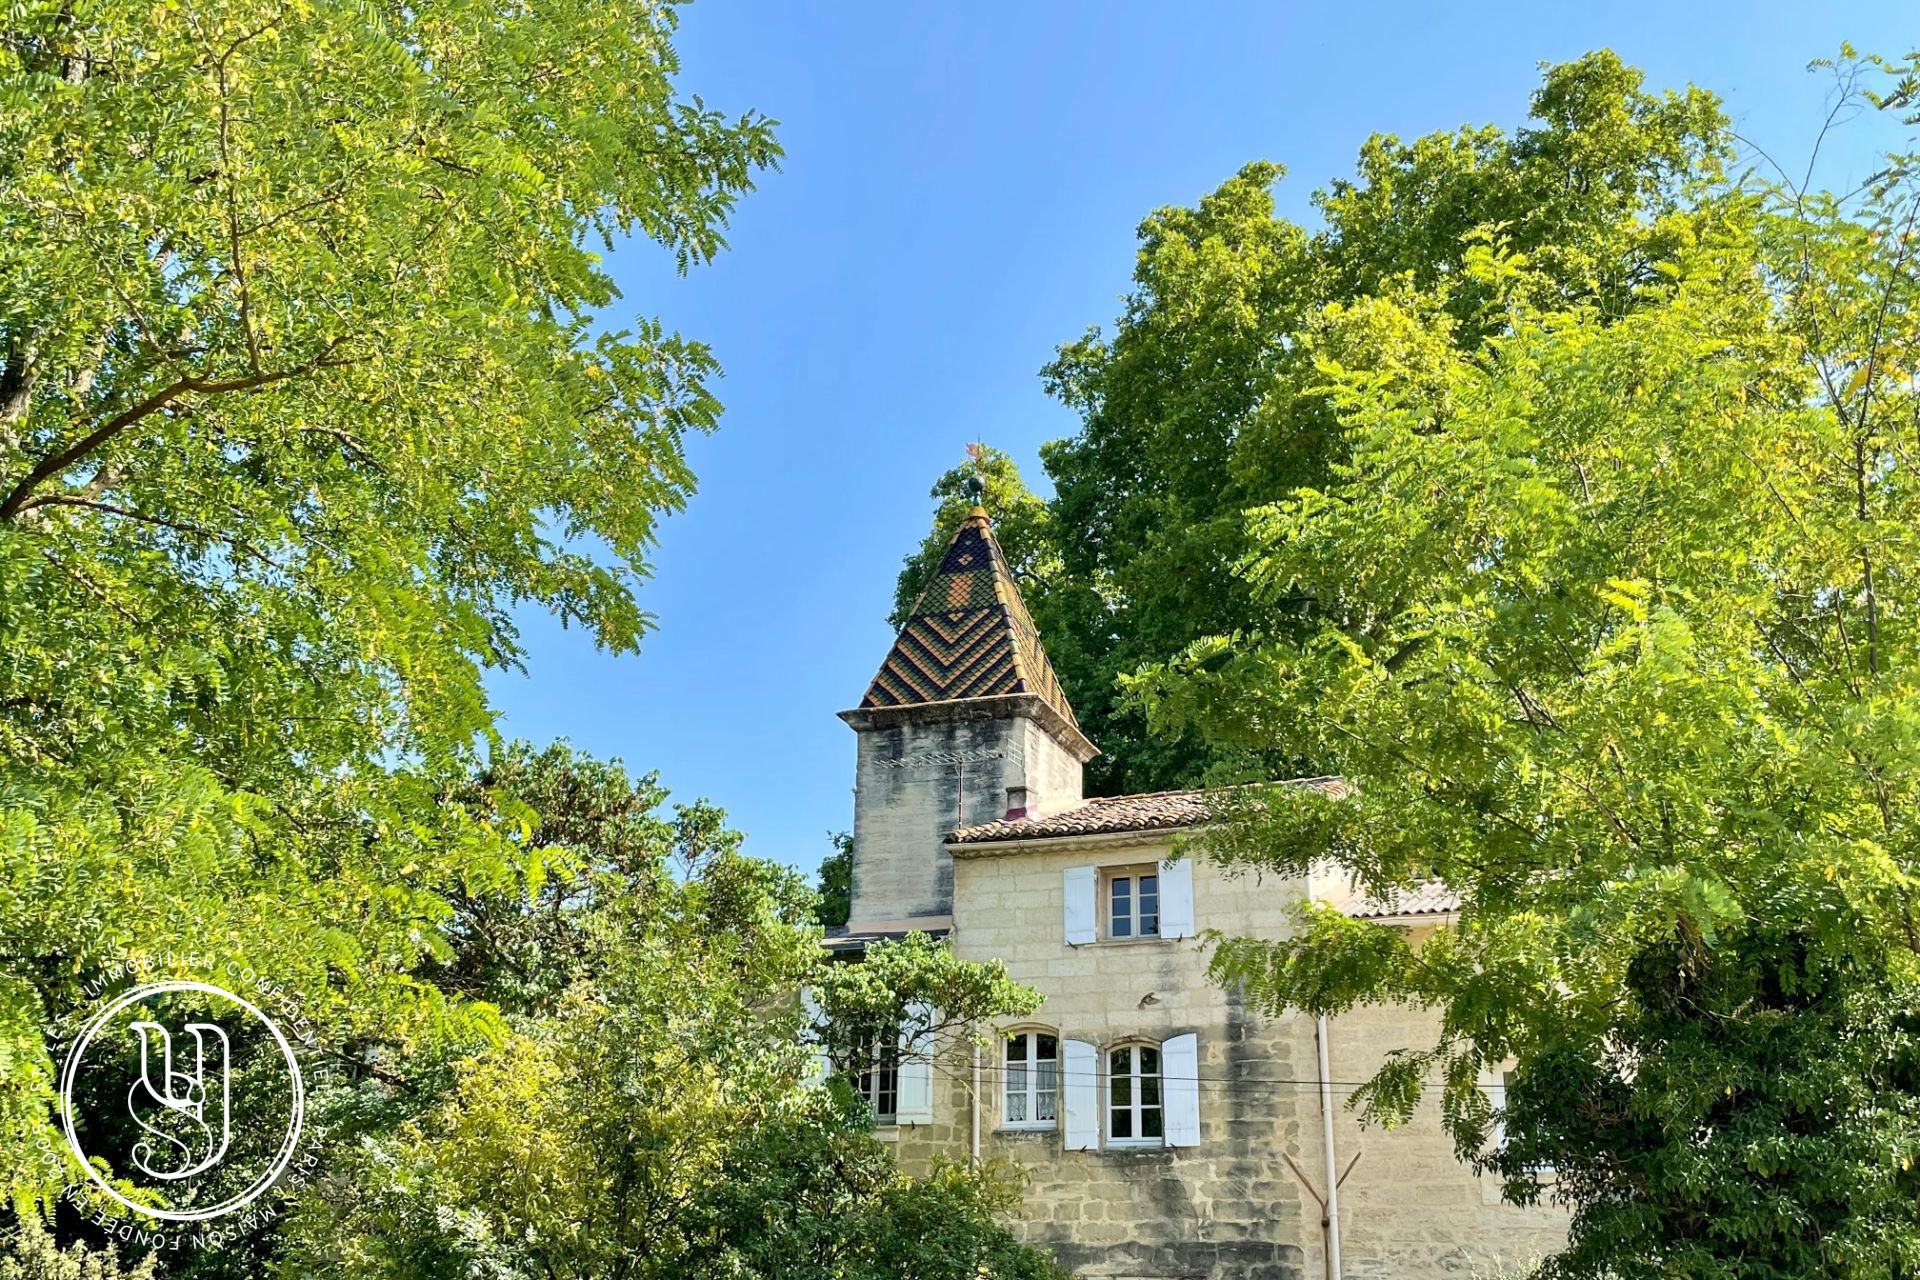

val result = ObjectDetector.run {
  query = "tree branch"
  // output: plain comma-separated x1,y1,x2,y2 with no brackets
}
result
0,337,356,521
23,496,283,569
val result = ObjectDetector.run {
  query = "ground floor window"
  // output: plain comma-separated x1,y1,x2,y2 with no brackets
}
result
1004,1030,1058,1128
857,1036,901,1124
1108,1042,1162,1144
1492,1069,1555,1174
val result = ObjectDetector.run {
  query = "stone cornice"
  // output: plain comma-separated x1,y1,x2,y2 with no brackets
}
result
839,692,1099,763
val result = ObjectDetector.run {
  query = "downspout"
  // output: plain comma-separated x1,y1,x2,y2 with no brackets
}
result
971,1040,982,1167
1317,1014,1343,1280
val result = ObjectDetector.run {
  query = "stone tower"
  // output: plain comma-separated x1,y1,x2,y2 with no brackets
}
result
839,505,1096,933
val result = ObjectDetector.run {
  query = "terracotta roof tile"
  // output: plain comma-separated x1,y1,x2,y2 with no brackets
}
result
1326,879,1460,919
948,777,1349,845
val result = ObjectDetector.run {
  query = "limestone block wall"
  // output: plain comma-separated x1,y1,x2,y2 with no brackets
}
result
875,832,1571,1280
1019,714,1085,815
1322,1003,1567,1278
845,703,1083,924
939,835,1313,1280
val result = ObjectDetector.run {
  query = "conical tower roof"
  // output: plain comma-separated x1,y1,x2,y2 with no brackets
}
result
859,506,1080,731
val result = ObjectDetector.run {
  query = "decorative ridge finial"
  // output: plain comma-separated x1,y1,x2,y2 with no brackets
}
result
963,441,988,514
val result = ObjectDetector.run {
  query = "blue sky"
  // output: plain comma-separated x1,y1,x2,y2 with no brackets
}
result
484,0,1913,876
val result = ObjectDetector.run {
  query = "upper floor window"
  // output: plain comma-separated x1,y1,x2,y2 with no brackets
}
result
1062,860,1192,946
1108,1042,1163,1145
1105,867,1159,940
1003,1030,1058,1129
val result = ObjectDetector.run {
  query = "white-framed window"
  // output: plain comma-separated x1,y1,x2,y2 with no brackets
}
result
1491,1069,1555,1174
857,1035,901,1125
1003,1030,1058,1129
1107,1042,1163,1145
1063,861,1193,945
1104,867,1159,940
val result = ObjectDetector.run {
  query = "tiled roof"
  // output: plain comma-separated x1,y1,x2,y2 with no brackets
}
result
1327,879,1460,920
861,507,1079,729
948,777,1349,845
822,923,951,955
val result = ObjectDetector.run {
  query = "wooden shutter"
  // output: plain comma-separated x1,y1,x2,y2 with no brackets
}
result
1163,1032,1200,1147
1159,856,1195,939
895,1001,935,1124
1063,865,1096,945
1062,1038,1099,1150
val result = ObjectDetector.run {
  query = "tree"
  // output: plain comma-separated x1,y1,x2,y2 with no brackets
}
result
431,740,740,1019
805,930,1042,1081
1136,48,1920,1280
945,52,1735,795
815,831,853,929
0,1215,152,1280
282,752,1061,1280
0,0,777,1204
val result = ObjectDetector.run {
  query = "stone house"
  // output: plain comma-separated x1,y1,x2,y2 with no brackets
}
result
824,504,1566,1279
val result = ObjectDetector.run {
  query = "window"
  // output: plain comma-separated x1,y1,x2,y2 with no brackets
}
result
1491,1070,1554,1174
1108,1043,1163,1145
856,1035,901,1124
1105,867,1159,940
1064,861,1193,945
1003,1031,1058,1128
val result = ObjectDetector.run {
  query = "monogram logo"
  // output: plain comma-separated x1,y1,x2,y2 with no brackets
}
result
61,979,304,1223
127,1020,231,1180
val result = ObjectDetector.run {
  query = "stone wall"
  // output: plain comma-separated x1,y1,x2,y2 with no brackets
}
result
875,833,1568,1280
1322,998,1566,1278
843,700,1083,924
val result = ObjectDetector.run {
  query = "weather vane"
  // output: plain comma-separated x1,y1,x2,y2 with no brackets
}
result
963,441,987,507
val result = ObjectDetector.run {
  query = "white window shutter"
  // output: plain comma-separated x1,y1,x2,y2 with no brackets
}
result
1163,1032,1200,1147
1159,857,1194,939
800,987,828,1086
1062,1038,1099,1150
895,1001,935,1124
1063,865,1096,945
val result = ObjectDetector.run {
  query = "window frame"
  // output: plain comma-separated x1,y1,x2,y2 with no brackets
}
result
1101,865,1161,942
1105,1040,1165,1147
1491,1069,1555,1175
1000,1028,1060,1131
855,1033,901,1126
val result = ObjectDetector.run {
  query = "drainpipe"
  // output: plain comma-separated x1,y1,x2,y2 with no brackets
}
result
1317,1015,1343,1280
971,1040,982,1167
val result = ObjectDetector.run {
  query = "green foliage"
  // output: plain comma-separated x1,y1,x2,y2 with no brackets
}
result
0,0,776,1207
283,754,1059,1280
814,830,853,929
0,3,1057,1273
1137,48,1920,1280
893,52,1738,795
431,740,740,1019
662,1092,1069,1280
807,931,1042,1077
0,1214,153,1280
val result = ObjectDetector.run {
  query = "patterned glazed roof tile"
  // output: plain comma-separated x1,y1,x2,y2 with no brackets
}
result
948,777,1349,845
861,507,1079,727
